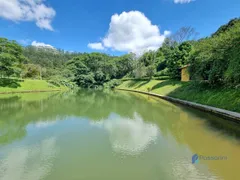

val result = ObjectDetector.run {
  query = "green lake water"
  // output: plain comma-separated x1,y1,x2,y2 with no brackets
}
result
0,90,240,180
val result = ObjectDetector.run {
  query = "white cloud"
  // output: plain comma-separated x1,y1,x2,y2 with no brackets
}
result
0,0,56,31
88,42,105,50
88,11,170,55
31,41,55,49
164,30,171,36
174,0,194,4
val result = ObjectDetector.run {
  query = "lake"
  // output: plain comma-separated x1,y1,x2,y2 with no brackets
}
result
0,90,239,180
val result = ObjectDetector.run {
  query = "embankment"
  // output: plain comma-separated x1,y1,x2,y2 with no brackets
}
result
117,80,240,121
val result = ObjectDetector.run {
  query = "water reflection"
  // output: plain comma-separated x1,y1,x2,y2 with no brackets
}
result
0,90,240,180
0,137,57,180
92,113,159,155
35,121,58,128
170,158,221,180
1,90,239,145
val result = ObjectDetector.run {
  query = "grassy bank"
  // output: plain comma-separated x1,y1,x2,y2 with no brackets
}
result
0,79,67,94
117,80,240,113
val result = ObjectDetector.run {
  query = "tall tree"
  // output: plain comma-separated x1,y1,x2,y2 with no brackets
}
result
0,38,26,78
171,27,199,44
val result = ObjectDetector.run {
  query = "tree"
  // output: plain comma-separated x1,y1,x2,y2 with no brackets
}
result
65,52,135,88
115,54,135,78
178,42,193,65
76,73,95,88
94,70,106,85
22,64,42,79
165,41,193,79
212,18,240,37
0,38,25,78
171,27,199,44
139,51,155,67
189,18,240,85
133,62,147,78
155,48,166,71
146,65,156,79
137,51,158,79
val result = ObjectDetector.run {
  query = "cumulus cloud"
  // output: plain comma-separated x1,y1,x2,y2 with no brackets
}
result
31,41,55,49
174,0,194,4
88,11,170,55
0,0,56,31
87,42,105,50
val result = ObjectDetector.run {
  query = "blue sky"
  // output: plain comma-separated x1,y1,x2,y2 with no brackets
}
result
0,0,239,55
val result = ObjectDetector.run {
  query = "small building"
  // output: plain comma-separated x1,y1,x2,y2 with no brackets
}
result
180,64,190,82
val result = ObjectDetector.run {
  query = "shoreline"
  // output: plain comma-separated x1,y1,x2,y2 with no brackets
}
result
0,89,62,95
116,88,240,123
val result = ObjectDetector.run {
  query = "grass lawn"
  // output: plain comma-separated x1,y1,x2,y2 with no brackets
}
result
117,80,240,113
0,79,67,93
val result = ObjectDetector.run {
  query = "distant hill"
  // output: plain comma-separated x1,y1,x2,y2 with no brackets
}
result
23,46,81,69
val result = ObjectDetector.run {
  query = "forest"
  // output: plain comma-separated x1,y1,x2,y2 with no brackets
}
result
1,18,240,89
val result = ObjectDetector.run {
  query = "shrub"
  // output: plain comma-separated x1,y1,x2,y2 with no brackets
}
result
104,79,121,89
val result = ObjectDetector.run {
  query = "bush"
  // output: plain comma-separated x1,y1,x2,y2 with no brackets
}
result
132,64,147,78
146,65,156,79
154,68,169,77
47,79,61,87
153,76,171,80
104,79,121,89
75,73,95,88
47,76,77,89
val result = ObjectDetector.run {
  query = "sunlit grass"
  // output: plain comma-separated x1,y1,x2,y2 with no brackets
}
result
118,80,182,95
118,80,240,113
0,79,67,93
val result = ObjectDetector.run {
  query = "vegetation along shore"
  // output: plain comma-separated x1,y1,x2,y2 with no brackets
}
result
117,79,240,113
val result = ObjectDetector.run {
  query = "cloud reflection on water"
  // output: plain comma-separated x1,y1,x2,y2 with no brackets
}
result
170,158,221,180
35,121,57,128
0,137,57,180
91,113,159,155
